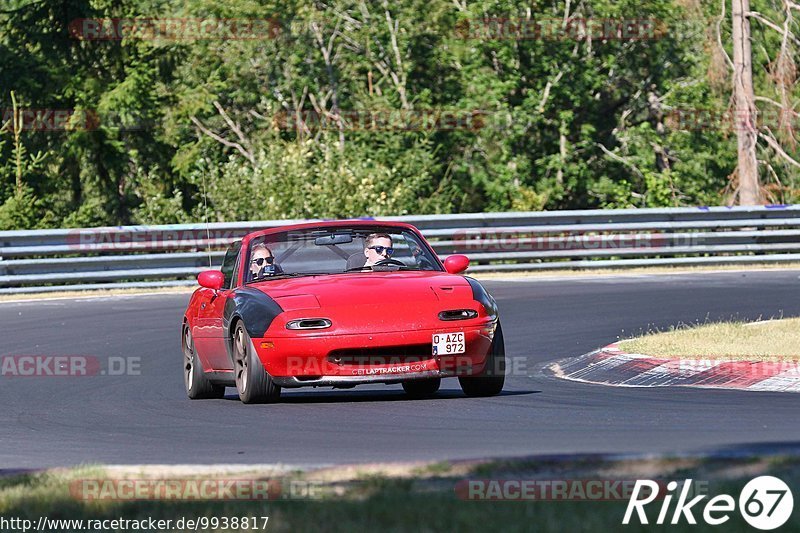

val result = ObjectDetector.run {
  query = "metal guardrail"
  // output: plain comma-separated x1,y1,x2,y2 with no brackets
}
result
1,205,800,294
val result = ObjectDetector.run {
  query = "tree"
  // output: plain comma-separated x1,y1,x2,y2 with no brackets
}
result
732,0,760,204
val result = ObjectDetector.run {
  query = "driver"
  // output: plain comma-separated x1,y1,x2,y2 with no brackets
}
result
249,243,282,280
363,233,394,267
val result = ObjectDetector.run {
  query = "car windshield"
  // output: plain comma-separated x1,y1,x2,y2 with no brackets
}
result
244,226,441,282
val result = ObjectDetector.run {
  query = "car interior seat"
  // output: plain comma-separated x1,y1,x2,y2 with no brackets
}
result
346,252,366,270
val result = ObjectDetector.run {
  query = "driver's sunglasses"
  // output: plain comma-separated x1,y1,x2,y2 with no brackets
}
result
368,246,394,256
251,256,274,266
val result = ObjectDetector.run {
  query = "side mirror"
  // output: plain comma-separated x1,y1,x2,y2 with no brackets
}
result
197,270,225,291
443,254,470,274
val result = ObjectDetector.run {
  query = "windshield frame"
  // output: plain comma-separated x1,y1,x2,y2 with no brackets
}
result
240,223,443,285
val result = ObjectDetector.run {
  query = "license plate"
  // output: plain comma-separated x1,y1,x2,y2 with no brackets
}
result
432,332,465,355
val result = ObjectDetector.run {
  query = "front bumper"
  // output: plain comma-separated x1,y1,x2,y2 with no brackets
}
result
254,322,495,386
272,369,454,388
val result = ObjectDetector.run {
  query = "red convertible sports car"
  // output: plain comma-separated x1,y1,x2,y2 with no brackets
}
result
181,221,505,403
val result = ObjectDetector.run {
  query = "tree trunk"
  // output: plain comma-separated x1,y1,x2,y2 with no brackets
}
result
732,0,761,205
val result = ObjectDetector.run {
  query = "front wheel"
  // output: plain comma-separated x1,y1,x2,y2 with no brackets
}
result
458,322,505,397
183,325,225,399
233,323,281,404
402,378,441,398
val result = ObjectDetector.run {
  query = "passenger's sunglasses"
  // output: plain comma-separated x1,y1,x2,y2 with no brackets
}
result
251,256,274,266
368,246,394,256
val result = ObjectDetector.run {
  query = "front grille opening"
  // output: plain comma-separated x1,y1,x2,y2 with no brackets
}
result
328,344,432,365
439,309,478,321
286,318,332,330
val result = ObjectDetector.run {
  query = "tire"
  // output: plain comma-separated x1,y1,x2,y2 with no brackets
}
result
402,377,441,398
458,322,505,397
183,325,225,399
233,322,281,404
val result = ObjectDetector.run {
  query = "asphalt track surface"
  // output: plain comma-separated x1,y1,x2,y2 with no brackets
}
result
2,270,800,468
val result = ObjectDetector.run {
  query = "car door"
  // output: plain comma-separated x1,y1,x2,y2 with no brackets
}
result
193,241,241,371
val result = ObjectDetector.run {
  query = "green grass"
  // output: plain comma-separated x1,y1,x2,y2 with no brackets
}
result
2,457,800,532
623,318,800,360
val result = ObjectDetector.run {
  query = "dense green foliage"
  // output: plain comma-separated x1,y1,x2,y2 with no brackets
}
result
1,0,799,229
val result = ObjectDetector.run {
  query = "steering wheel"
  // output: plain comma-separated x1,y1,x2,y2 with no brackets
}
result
374,258,405,267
